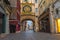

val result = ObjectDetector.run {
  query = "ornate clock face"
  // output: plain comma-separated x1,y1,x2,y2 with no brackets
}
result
23,5,32,12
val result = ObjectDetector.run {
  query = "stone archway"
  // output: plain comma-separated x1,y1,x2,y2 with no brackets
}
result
20,15,35,31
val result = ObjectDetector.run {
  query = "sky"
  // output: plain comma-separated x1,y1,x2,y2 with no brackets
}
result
27,21,33,26
54,2,60,8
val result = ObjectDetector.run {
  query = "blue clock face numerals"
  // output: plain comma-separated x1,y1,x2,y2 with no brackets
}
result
23,5,32,12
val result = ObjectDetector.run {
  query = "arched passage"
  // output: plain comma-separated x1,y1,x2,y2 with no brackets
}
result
20,19,35,32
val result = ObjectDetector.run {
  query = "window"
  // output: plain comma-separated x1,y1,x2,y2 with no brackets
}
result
43,1,45,4
35,8,38,12
3,0,10,5
56,9,58,15
43,1,46,7
35,0,38,3
24,0,28,2
40,5,42,8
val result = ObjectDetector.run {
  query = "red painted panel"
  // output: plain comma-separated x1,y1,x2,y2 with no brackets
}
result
9,20,18,25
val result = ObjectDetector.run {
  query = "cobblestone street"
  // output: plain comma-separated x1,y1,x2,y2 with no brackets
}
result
0,30,60,40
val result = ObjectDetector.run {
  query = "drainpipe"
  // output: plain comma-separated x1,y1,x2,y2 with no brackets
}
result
5,14,9,34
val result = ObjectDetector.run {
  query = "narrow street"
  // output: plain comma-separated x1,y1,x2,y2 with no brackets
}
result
0,30,60,40
0,0,60,40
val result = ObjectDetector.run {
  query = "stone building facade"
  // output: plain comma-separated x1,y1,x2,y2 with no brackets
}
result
38,0,57,33
0,0,11,35
9,0,20,33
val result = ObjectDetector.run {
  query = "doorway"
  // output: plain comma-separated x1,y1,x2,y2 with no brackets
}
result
9,24,16,33
40,16,50,33
0,13,5,34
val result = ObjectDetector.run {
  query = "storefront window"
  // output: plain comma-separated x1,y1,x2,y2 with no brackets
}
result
56,19,60,32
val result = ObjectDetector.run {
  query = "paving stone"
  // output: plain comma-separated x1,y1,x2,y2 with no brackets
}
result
0,30,60,40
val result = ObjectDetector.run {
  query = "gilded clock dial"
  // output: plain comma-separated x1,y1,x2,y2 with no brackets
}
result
23,5,32,12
